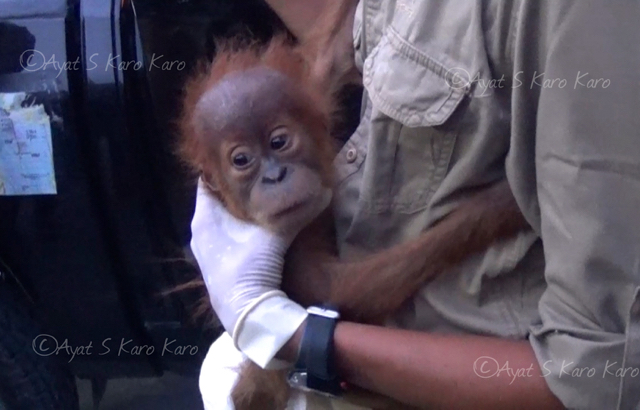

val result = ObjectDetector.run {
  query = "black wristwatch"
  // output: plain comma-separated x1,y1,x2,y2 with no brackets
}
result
287,305,344,397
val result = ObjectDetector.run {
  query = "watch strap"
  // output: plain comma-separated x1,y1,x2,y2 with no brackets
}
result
293,306,342,396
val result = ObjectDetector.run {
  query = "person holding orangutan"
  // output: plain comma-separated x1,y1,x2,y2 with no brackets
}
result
188,1,640,409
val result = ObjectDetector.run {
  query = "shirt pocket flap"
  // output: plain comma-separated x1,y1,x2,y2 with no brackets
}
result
363,28,469,128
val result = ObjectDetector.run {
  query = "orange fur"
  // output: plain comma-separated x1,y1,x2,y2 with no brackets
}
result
177,35,337,221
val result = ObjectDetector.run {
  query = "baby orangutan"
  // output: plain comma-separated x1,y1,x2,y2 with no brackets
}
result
178,29,530,410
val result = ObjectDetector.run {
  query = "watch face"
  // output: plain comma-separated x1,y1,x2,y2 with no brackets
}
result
287,372,341,398
307,306,340,320
288,371,308,389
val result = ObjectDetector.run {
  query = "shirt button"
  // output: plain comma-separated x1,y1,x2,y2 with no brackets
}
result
346,148,357,163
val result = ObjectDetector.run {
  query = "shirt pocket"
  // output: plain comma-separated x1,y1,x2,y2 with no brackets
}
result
359,27,469,214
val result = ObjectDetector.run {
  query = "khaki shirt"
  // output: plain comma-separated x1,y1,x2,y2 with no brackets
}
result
329,0,640,409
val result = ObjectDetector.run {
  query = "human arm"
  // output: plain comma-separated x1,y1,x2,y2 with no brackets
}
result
276,321,563,409
334,323,563,410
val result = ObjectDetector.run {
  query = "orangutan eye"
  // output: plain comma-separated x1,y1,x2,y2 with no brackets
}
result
269,128,290,151
231,152,252,169
270,135,287,150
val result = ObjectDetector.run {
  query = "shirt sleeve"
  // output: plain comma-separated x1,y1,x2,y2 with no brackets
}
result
507,1,640,408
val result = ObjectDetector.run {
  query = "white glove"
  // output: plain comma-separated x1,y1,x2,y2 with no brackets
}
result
190,179,308,369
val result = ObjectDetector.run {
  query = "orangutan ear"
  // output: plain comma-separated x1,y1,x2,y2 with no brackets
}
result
200,170,220,195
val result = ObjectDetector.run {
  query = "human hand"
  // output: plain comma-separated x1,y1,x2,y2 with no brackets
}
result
190,179,308,368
